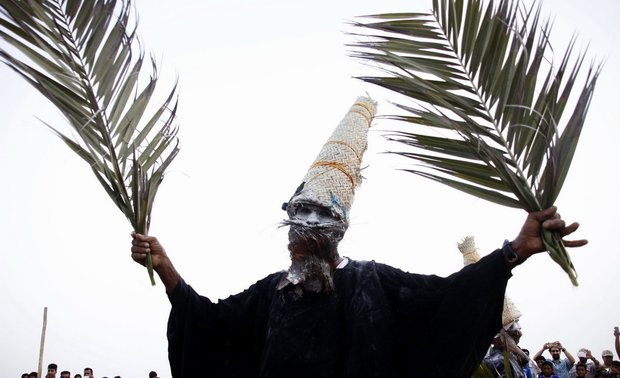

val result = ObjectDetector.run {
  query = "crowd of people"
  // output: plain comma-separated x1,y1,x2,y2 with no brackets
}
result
19,366,159,378
482,327,620,378
18,331,619,378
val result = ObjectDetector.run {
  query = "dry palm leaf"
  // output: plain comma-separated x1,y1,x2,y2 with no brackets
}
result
349,0,602,286
0,0,180,285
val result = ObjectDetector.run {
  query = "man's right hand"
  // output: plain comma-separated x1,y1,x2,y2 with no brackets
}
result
131,232,168,268
131,232,180,292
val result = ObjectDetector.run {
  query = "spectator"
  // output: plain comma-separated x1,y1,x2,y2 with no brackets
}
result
22,373,29,378
524,348,542,377
534,342,575,378
74,375,82,378
570,348,600,378
28,372,37,378
597,360,620,378
59,371,70,378
148,372,158,378
47,364,57,378
83,368,93,378
540,360,561,378
522,349,534,378
574,362,589,378
482,331,526,377
536,356,549,370
601,350,615,374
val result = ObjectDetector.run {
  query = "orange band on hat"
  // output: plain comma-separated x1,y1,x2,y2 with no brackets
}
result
308,161,357,188
352,101,375,125
350,109,372,125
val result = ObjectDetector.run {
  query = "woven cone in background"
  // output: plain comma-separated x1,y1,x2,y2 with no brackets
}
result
457,236,522,328
457,235,482,266
501,296,522,329
284,96,377,224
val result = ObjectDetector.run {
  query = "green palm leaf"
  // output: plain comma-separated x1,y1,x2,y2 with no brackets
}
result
349,0,602,286
0,0,180,285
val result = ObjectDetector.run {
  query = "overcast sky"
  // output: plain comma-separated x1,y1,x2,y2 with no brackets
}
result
1,0,619,377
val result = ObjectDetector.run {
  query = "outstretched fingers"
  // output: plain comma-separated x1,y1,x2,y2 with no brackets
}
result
563,238,588,248
541,218,588,249
530,207,587,252
560,221,580,236
561,222,588,248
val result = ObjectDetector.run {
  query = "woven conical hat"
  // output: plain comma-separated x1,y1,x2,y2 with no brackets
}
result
285,96,377,223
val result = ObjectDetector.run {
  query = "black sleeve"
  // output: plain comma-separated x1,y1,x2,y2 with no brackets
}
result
377,249,511,378
166,275,280,378
429,249,511,377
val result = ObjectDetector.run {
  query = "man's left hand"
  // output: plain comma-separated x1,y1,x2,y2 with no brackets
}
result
510,206,587,261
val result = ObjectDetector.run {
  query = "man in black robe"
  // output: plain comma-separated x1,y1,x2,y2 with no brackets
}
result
130,97,586,377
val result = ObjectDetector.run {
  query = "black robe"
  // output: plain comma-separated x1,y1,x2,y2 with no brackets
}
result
167,249,511,378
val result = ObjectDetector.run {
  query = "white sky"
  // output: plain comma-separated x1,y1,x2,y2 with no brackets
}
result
1,0,619,377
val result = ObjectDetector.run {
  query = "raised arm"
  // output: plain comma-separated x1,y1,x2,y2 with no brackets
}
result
131,232,180,292
558,342,575,365
533,343,550,360
585,349,600,368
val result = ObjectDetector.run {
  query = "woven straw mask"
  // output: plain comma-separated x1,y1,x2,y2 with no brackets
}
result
283,96,377,224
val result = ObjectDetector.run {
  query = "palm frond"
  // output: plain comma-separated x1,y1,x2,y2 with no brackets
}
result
349,0,602,285
0,0,180,285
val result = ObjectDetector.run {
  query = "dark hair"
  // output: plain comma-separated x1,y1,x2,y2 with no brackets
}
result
48,364,58,370
22,374,29,378
611,360,620,367
542,361,553,368
29,373,38,378
60,372,70,376
148,372,157,378
535,356,546,362
575,362,587,368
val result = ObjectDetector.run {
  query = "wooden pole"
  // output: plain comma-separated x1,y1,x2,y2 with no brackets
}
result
37,307,48,378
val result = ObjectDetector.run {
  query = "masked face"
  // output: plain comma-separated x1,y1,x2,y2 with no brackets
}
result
281,203,346,293
285,203,346,256
497,325,527,363
289,203,340,225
